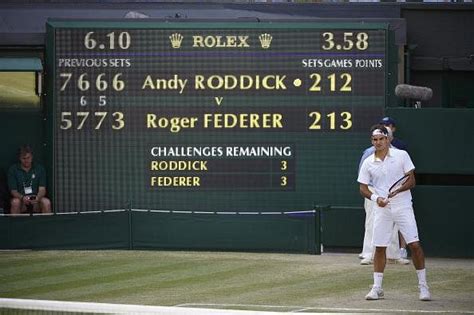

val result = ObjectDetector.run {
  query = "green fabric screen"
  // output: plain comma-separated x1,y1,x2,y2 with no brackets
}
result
132,212,318,253
0,210,319,254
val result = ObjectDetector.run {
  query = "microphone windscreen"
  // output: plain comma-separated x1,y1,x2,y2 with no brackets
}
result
395,84,433,101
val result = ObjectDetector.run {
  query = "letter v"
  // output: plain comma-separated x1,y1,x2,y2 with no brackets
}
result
214,97,224,106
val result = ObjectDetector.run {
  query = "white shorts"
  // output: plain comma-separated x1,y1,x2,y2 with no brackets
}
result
373,202,420,247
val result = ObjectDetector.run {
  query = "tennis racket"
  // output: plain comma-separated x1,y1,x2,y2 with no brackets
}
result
387,174,410,198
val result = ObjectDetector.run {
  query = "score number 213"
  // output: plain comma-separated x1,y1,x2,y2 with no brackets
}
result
308,111,352,130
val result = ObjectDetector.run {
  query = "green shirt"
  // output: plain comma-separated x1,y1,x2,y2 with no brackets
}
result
7,162,46,195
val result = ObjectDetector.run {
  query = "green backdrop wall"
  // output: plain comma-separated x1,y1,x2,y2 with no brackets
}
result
321,108,474,258
0,211,320,254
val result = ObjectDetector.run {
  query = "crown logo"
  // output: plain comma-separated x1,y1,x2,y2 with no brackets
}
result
259,33,273,49
169,33,183,49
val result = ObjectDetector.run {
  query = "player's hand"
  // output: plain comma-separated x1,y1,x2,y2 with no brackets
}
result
376,197,389,207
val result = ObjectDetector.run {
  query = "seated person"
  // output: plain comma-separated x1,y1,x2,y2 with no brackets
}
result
7,145,51,214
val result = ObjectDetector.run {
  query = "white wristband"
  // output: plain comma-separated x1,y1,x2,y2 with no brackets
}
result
370,194,380,202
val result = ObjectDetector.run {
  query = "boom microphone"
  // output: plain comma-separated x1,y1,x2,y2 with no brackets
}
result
395,84,433,102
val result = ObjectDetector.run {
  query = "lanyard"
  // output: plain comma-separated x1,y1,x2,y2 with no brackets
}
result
22,169,35,189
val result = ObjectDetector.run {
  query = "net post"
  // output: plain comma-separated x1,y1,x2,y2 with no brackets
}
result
127,201,133,250
313,205,321,255
314,204,331,255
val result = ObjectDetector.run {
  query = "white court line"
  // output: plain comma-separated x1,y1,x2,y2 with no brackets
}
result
0,298,323,315
175,303,295,309
177,303,474,314
1,298,472,314
292,307,474,314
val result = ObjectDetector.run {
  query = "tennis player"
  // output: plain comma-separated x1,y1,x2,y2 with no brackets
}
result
357,125,431,301
358,126,410,266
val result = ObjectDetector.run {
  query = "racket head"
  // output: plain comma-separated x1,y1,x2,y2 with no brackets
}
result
389,174,410,193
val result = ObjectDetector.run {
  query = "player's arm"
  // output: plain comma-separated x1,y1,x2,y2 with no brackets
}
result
388,150,417,198
359,183,372,200
401,151,416,191
388,170,415,198
360,183,389,207
358,159,386,206
401,170,415,191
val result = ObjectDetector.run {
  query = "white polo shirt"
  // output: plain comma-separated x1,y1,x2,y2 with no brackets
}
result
357,148,415,206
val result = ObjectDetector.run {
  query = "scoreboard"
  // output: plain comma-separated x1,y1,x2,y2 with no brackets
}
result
46,21,390,213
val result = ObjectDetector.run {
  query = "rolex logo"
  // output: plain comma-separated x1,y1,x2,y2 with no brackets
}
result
259,33,273,49
169,33,183,49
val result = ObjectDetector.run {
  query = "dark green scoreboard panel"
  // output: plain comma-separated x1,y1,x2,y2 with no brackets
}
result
46,21,389,213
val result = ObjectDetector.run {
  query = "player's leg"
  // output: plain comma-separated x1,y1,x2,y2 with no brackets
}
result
366,205,392,300
407,241,431,300
399,231,408,258
394,206,422,267
372,206,392,272
394,204,431,301
387,225,409,264
360,196,375,264
408,241,425,270
373,246,387,272
386,225,400,258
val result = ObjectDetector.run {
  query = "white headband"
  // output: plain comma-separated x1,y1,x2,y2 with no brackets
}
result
372,129,388,137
